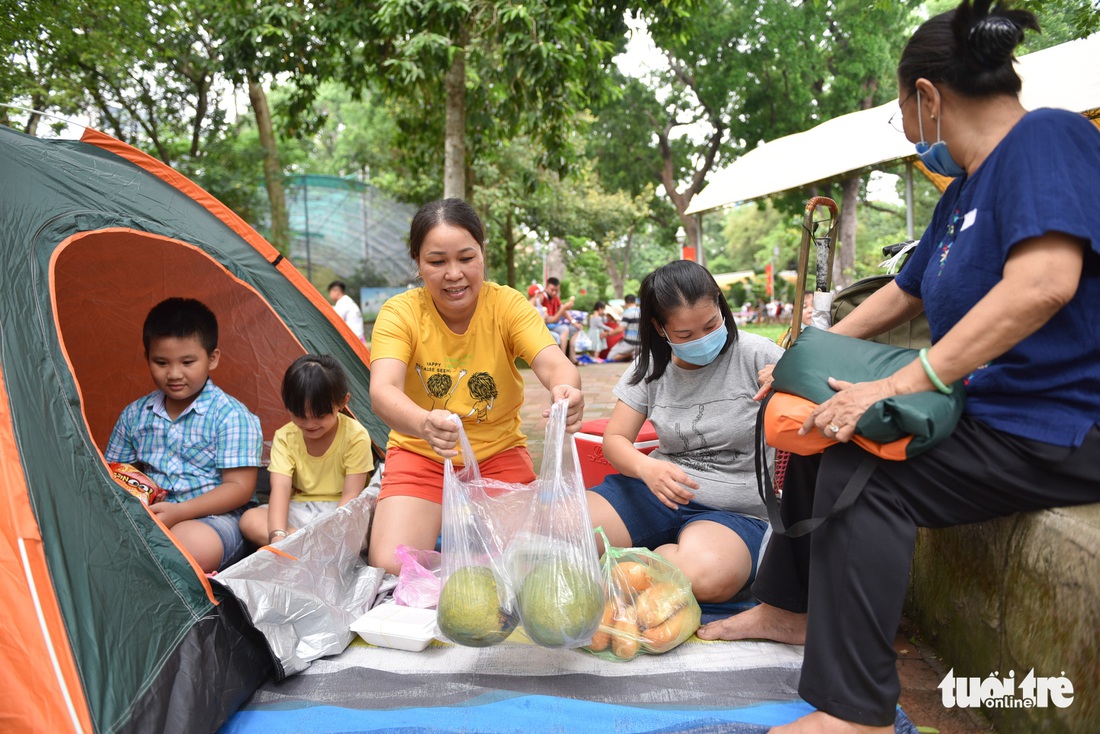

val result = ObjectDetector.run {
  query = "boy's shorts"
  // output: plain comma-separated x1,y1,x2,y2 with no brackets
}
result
196,506,249,570
589,473,769,581
378,445,535,504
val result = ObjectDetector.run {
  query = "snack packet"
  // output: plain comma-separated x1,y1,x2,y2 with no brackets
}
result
109,462,168,506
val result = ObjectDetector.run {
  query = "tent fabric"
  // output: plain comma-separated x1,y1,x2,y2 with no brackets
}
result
0,368,92,734
0,123,389,733
686,33,1100,214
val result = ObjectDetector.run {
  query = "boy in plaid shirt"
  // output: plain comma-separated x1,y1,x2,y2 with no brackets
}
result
106,298,262,572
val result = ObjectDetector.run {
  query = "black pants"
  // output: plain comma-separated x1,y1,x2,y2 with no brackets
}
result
751,417,1100,726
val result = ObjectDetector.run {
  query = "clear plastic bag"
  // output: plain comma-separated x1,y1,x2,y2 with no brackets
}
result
508,400,605,648
393,544,442,609
583,527,702,661
437,420,527,648
437,400,604,648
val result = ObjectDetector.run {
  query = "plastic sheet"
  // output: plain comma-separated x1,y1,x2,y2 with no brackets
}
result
213,468,384,678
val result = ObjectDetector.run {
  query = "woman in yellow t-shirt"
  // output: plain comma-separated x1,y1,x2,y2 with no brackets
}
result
367,198,584,575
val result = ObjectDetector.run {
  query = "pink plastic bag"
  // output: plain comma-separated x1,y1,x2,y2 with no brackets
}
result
393,544,442,608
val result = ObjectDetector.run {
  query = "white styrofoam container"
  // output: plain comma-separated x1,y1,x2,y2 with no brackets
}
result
350,603,439,652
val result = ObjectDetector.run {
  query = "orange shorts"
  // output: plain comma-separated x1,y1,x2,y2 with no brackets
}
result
378,445,536,504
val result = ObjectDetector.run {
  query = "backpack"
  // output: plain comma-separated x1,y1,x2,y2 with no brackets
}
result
830,275,931,350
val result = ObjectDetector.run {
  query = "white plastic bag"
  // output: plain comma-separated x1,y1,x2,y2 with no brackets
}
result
574,330,593,354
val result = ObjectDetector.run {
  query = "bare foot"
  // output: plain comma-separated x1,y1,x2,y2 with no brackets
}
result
769,710,892,733
696,602,807,644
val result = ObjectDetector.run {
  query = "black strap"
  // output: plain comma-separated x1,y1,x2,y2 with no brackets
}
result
755,391,879,538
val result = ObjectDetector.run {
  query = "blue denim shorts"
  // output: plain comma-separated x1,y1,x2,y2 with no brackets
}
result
196,505,249,570
590,473,769,580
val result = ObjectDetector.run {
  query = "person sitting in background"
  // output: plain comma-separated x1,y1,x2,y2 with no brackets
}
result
529,283,571,357
239,354,374,547
105,297,263,573
586,300,613,358
327,280,365,342
542,277,583,363
606,294,640,362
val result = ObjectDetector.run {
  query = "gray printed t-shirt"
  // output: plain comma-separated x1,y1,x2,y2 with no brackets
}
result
613,331,784,520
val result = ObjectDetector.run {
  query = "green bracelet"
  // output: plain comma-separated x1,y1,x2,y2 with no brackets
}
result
918,348,953,395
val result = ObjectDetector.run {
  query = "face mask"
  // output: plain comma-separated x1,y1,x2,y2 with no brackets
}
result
914,89,967,178
666,324,728,366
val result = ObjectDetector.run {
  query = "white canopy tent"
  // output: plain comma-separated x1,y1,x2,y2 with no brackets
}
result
686,34,1100,217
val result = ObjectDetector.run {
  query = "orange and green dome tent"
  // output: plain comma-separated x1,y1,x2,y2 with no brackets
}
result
0,123,389,733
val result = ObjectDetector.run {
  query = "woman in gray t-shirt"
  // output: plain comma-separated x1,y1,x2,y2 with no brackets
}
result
588,260,783,604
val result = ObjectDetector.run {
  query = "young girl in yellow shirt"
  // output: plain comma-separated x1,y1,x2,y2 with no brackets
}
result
239,354,374,546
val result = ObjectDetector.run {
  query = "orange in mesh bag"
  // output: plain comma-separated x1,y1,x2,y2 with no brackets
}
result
584,527,701,661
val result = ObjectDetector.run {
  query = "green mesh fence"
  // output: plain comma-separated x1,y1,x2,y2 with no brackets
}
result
286,174,417,287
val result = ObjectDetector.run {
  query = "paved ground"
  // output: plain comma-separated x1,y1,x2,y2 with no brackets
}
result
519,360,992,733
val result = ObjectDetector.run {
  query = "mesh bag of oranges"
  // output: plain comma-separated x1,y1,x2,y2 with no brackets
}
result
583,527,701,661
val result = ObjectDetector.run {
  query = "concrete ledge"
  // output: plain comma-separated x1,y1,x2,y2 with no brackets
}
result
906,503,1100,732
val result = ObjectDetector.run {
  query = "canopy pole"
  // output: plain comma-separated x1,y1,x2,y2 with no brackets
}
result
694,213,704,269
905,161,915,240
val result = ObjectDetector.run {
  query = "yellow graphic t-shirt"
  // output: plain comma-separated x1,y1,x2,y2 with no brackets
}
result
370,282,557,463
267,413,375,503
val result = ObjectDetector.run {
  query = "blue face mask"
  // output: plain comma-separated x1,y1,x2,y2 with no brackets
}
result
914,89,966,178
666,324,728,366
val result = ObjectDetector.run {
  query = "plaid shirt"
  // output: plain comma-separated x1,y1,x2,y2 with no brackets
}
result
105,379,263,503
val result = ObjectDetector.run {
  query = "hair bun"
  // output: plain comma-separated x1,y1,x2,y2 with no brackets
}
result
968,16,1023,67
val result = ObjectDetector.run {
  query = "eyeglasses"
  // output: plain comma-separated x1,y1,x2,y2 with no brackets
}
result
888,92,914,133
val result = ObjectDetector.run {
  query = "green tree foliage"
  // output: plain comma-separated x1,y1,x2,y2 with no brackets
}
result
719,201,798,273
3,0,229,164
586,72,682,242
310,1,697,201
0,0,296,247
622,0,920,286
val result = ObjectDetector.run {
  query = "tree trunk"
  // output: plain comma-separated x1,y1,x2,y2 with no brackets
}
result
248,75,290,256
833,175,861,290
503,209,517,287
682,216,702,263
604,230,633,298
24,91,44,135
24,112,41,136
443,29,468,201
546,237,566,282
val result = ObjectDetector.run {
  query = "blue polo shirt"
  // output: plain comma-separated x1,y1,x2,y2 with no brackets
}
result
895,108,1100,446
105,379,263,501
